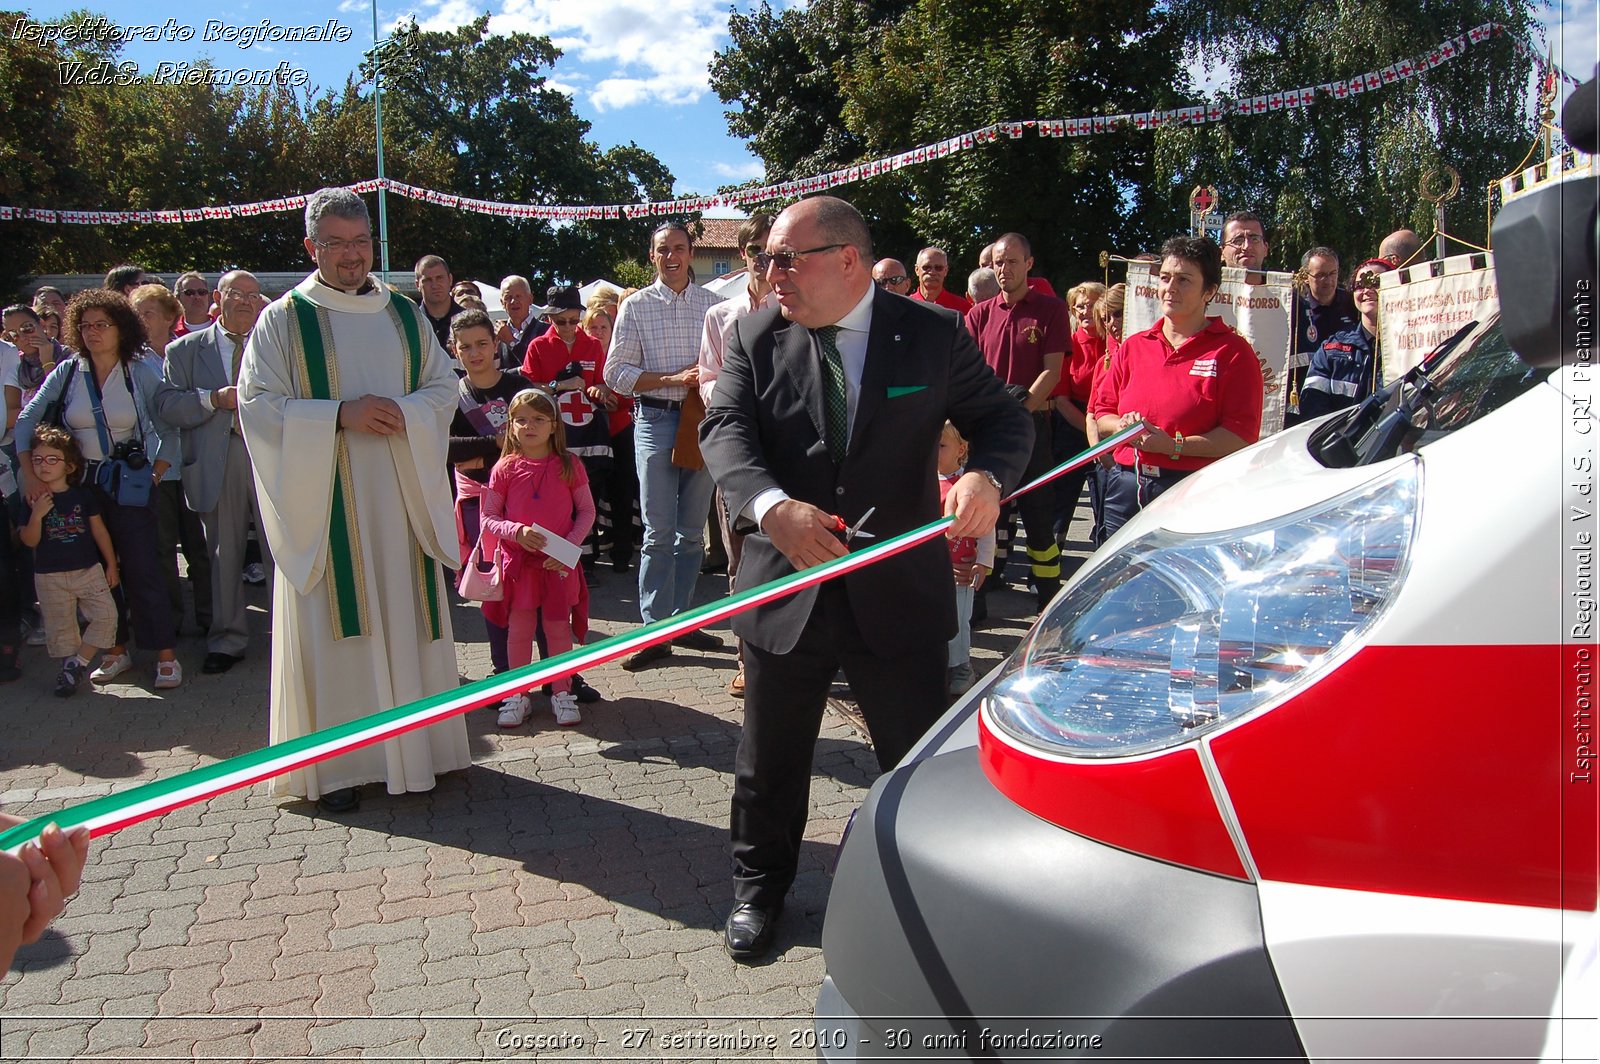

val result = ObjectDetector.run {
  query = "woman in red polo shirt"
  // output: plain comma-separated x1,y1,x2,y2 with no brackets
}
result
1090,235,1263,538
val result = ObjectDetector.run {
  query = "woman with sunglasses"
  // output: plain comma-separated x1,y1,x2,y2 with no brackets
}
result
1046,282,1108,550
15,289,182,689
1299,257,1392,419
1091,236,1264,540
1083,284,1127,545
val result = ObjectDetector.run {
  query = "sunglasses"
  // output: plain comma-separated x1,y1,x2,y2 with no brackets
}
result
876,275,907,288
179,288,209,297
755,244,845,273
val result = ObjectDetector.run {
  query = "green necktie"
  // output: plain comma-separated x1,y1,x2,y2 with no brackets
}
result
816,325,848,463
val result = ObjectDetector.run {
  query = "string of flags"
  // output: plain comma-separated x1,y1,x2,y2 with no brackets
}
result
0,23,1581,227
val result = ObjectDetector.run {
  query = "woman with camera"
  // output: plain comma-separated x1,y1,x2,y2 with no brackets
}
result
15,289,182,690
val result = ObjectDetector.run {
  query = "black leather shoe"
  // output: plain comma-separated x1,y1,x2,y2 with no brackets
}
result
671,629,723,652
724,900,783,960
620,643,670,672
202,652,245,674
317,787,361,813
572,675,602,703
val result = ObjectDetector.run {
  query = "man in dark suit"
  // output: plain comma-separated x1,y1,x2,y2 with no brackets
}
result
700,196,1033,960
153,270,273,674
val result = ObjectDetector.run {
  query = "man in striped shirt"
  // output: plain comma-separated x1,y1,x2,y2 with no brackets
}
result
603,222,724,670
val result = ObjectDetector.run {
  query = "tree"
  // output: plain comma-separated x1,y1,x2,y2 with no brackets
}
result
366,17,675,288
837,0,1187,286
1154,0,1539,268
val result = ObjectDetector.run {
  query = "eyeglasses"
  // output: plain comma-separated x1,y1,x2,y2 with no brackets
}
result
7,323,37,335
78,320,115,332
875,275,907,288
744,243,765,257
755,244,845,273
179,288,209,297
313,236,374,254
549,314,582,327
1224,233,1266,249
30,454,64,467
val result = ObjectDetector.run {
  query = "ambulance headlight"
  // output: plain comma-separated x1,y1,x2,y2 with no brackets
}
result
985,462,1418,757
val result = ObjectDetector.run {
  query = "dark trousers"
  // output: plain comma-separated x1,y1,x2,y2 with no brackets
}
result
995,411,1059,606
1048,410,1092,546
733,583,947,907
605,424,639,565
0,502,20,647
155,478,212,630
1100,464,1194,541
97,486,177,653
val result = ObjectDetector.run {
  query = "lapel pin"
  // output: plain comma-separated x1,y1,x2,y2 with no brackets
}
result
894,334,902,342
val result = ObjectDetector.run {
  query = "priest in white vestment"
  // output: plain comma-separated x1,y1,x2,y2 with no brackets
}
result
238,187,470,812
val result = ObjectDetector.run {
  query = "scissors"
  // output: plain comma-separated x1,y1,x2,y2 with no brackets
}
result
830,506,876,544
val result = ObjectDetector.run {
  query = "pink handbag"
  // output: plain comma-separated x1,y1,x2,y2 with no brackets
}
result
456,540,504,602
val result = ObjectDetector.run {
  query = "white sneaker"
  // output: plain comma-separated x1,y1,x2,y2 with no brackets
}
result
496,693,531,728
551,691,582,726
947,663,977,696
153,659,183,690
91,651,134,684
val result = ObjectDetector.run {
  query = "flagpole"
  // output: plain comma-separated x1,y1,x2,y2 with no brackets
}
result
371,0,391,280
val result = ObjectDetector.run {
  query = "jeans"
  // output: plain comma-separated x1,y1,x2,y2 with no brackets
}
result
633,405,715,623
948,584,974,667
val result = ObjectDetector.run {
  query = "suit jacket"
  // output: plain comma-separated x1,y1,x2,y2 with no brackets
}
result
700,287,1033,657
152,323,243,515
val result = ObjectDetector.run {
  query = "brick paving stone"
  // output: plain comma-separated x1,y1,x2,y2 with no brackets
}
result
0,527,1064,1060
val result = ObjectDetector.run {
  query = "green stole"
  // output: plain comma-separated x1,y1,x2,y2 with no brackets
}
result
285,288,445,643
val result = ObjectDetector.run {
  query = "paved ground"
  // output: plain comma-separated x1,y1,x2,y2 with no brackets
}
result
0,515,1091,1062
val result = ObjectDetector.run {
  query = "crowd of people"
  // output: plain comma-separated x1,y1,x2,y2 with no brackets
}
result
0,188,1417,962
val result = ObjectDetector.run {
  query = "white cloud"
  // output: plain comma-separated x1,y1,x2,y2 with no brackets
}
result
1547,0,1597,82
710,158,764,181
399,0,731,111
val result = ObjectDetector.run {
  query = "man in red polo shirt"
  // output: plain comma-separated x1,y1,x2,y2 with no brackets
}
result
912,247,973,314
965,232,1070,611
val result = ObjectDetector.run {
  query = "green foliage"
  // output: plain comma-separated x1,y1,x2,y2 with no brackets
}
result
712,0,1542,283
1153,0,1539,268
0,10,674,297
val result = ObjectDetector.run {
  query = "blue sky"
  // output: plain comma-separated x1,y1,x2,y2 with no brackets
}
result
21,0,1598,206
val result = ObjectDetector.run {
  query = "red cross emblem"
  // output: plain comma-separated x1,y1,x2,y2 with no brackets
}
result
1190,186,1215,214
559,390,594,427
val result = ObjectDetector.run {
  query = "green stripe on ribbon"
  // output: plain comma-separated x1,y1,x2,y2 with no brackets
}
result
0,424,1145,854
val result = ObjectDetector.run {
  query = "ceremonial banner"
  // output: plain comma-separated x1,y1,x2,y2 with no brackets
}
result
1378,253,1498,383
1124,260,1296,435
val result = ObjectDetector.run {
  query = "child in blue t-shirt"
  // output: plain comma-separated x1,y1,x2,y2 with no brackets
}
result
18,426,119,697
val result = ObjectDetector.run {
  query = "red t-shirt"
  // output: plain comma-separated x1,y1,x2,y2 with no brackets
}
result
913,288,973,314
1089,317,1263,471
1051,327,1103,404
521,327,633,428
1026,276,1057,297
964,289,1072,389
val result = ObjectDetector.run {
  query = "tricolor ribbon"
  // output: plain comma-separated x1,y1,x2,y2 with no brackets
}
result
0,424,1146,853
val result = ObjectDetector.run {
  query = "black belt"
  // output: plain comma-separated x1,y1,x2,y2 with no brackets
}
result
636,396,683,411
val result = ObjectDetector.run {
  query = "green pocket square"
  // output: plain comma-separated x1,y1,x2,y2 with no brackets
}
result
886,385,928,398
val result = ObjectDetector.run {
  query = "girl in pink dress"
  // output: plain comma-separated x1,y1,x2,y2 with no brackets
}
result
480,388,596,728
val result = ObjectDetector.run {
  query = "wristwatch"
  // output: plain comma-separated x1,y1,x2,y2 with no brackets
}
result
973,469,1004,494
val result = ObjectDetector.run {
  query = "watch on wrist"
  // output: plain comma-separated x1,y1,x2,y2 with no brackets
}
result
974,469,1003,494
1170,431,1185,459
